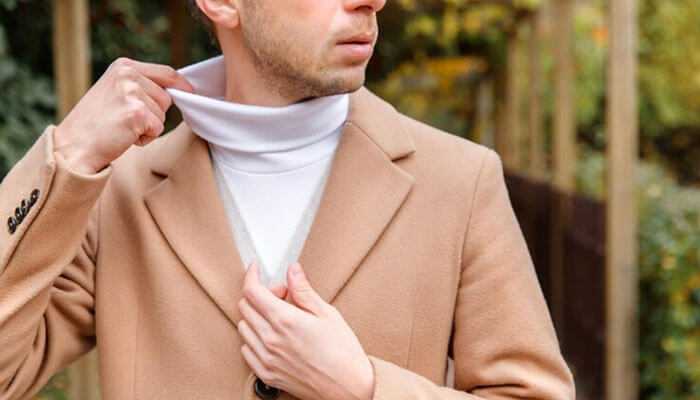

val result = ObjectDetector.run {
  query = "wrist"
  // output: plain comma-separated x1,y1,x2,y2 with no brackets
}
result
53,125,102,175
353,356,376,400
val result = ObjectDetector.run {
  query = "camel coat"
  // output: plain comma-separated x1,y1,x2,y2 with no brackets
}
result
0,86,575,400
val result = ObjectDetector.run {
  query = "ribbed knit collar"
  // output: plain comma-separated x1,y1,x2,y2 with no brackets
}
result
166,54,349,174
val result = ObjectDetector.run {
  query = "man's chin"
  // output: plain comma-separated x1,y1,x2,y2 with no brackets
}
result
318,70,366,96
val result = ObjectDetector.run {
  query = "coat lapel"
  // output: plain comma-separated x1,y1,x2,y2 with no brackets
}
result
144,86,415,328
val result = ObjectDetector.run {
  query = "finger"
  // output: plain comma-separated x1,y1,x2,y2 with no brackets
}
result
286,262,326,316
134,109,164,147
134,72,173,113
238,319,272,368
143,107,165,138
243,262,293,324
123,59,195,92
238,297,276,340
241,344,271,383
133,88,166,123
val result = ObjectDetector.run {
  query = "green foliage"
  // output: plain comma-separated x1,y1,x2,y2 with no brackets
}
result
639,0,700,137
577,147,700,399
637,172,700,399
0,9,55,178
370,56,485,137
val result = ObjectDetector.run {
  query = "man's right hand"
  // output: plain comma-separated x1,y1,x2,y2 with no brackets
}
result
54,57,195,175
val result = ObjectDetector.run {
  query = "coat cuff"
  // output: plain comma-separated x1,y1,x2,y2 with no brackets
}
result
367,355,482,400
0,124,113,271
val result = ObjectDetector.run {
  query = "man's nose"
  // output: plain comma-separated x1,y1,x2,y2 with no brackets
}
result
343,0,387,13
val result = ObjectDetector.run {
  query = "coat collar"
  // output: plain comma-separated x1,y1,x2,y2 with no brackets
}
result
144,86,415,328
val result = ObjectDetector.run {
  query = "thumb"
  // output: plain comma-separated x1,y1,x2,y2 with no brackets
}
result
287,262,324,315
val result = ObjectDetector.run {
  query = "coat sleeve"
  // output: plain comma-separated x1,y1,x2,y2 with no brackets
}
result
366,148,576,399
0,124,113,400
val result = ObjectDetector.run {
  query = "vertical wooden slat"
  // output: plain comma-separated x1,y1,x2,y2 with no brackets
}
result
527,8,546,179
473,78,495,147
52,1,100,399
552,0,576,192
493,66,509,159
53,0,91,120
503,30,521,168
169,0,191,68
605,0,639,398
549,0,576,344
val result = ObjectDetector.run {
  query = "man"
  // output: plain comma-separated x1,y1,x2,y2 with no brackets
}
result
0,0,576,399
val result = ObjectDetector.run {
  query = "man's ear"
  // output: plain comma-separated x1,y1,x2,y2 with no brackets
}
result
195,0,240,29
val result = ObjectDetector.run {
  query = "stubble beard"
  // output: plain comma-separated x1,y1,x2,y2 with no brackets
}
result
239,13,360,101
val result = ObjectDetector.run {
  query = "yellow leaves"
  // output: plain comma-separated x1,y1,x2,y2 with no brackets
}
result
397,0,417,11
461,7,510,36
406,15,438,38
440,8,460,47
662,254,677,271
513,0,542,10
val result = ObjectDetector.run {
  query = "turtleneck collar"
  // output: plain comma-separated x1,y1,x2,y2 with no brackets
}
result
165,54,350,174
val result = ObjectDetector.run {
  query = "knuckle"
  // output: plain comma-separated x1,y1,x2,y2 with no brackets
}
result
125,104,147,131
114,56,133,66
129,101,148,120
115,65,136,81
259,352,275,369
119,80,140,97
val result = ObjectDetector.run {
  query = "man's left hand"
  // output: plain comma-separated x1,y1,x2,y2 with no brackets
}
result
237,261,375,400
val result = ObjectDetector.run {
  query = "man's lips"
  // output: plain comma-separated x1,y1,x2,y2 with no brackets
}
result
336,32,375,61
335,42,373,61
336,31,375,46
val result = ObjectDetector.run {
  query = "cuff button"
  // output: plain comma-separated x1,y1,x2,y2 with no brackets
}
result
30,189,39,204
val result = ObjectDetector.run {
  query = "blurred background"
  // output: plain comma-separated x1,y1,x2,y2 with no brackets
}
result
0,0,698,399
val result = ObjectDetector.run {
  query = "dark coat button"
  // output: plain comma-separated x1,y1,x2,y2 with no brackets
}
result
254,377,280,400
14,207,22,221
7,217,16,234
20,199,28,216
30,189,39,205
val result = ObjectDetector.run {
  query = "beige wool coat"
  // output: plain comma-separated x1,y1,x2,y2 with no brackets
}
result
0,86,575,400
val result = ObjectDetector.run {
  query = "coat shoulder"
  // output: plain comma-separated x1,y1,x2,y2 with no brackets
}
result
394,110,497,183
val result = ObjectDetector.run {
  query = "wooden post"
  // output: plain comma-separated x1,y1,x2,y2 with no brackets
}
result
52,1,100,399
169,0,191,68
473,78,495,148
527,8,546,180
502,30,521,168
493,65,509,159
552,0,576,193
605,0,639,397
549,0,576,344
53,0,91,120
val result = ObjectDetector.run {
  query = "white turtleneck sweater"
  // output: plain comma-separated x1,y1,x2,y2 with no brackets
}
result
165,54,350,283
